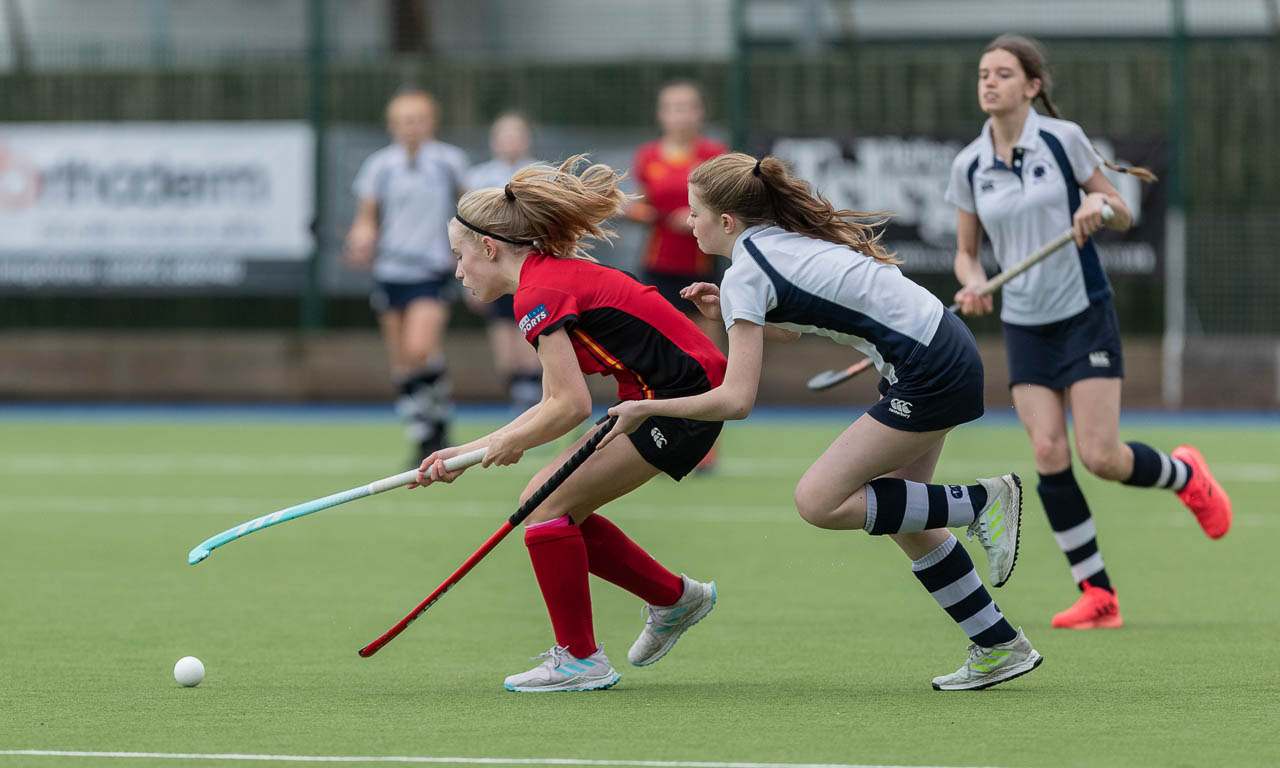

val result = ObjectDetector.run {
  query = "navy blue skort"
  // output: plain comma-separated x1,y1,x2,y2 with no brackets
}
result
870,310,986,433
1003,299,1124,389
370,277,457,314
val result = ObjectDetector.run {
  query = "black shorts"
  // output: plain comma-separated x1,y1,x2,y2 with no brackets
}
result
641,270,706,316
625,411,723,481
370,278,456,314
1003,299,1124,390
870,311,985,433
488,293,516,322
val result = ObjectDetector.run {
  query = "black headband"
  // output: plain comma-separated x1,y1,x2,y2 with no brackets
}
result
455,213,535,246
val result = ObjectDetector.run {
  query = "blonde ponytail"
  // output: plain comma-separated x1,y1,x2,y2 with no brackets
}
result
455,155,632,259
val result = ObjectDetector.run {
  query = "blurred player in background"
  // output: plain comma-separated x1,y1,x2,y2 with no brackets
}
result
605,153,1043,691
346,87,468,467
417,156,724,693
626,79,729,470
947,35,1232,630
464,112,543,416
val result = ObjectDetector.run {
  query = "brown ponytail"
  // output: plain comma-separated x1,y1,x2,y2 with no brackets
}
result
689,153,898,264
455,154,632,259
985,34,1158,184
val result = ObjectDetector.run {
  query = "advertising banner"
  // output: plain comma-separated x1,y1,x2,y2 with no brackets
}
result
0,122,314,292
766,135,1164,275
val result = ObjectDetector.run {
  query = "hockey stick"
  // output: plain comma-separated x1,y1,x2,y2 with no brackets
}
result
806,203,1113,392
187,447,488,565
357,416,617,658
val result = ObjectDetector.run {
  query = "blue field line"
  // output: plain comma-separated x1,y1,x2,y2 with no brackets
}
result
1,400,1278,428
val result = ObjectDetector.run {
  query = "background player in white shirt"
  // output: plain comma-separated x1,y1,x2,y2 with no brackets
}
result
947,35,1231,630
346,87,468,466
604,152,1043,691
463,111,543,416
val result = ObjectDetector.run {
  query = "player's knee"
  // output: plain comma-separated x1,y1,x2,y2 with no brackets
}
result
793,485,841,529
1029,432,1070,469
402,341,439,367
1078,440,1125,480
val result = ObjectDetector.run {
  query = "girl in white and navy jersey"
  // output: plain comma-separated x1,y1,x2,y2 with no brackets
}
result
947,35,1231,630
347,87,468,467
603,152,1042,691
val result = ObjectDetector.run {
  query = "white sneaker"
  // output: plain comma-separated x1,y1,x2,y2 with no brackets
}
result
502,645,620,693
931,627,1043,691
627,575,717,667
967,474,1023,588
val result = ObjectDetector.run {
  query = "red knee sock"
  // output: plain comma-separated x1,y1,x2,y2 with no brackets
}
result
579,514,683,606
524,516,595,659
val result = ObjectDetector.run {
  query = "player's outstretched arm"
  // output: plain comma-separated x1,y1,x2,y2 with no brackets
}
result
485,328,591,466
601,321,764,448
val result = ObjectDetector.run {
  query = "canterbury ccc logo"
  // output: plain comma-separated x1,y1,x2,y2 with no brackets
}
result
650,426,667,449
889,398,912,418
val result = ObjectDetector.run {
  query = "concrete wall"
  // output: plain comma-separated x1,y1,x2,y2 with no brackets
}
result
2,330,1274,409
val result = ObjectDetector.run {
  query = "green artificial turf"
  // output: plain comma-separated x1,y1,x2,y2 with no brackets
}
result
2,415,1278,768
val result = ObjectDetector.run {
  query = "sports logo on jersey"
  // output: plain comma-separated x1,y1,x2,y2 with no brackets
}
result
1089,351,1111,368
650,426,667,449
888,398,912,418
979,180,995,194
1030,164,1051,184
519,303,549,334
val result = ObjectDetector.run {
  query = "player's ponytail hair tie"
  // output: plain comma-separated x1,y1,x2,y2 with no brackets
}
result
455,212,535,246
504,184,516,202
752,157,764,177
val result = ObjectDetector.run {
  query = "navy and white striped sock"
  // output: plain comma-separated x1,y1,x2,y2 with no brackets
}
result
1039,467,1111,591
396,365,451,447
864,478,988,535
1124,442,1192,492
911,535,1017,647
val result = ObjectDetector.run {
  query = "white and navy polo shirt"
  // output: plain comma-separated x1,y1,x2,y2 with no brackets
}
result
352,141,468,283
719,225,945,385
463,156,535,193
945,109,1106,326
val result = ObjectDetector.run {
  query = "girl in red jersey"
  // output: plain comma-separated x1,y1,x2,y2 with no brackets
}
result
628,79,730,469
413,156,725,693
629,79,729,329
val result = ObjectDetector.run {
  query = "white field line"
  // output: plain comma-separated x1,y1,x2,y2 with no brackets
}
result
2,454,1278,482
0,751,1009,768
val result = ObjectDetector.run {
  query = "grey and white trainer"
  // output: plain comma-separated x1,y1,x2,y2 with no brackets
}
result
931,627,1043,691
627,575,717,667
967,474,1023,588
502,645,620,693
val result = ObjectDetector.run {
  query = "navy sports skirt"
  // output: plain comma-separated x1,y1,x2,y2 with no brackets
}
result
870,311,985,433
1003,299,1124,390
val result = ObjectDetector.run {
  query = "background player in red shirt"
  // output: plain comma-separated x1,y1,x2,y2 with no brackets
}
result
627,79,729,468
414,156,726,693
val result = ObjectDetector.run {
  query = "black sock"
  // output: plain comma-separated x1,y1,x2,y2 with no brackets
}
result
1039,467,1111,592
1124,442,1191,492
912,535,1018,647
864,478,988,534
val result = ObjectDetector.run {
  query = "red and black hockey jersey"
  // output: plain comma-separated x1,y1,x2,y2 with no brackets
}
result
513,252,726,401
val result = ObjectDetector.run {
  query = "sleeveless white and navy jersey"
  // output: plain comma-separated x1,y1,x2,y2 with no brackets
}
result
720,225,945,385
945,109,1106,326
352,141,468,283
